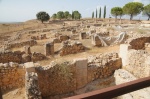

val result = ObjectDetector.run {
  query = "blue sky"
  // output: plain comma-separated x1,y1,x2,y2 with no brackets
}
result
0,0,149,22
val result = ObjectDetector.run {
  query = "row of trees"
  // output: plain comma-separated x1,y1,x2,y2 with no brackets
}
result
92,6,106,19
36,11,82,23
111,2,150,21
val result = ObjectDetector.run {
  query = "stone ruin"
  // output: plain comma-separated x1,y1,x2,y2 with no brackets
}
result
59,40,85,56
79,32,87,40
0,46,46,63
0,51,122,98
45,42,54,56
6,39,37,49
31,34,47,40
59,35,70,42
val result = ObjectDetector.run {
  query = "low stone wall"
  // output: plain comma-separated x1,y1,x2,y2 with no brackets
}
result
59,35,70,42
35,62,76,97
87,52,122,83
31,34,47,40
25,72,42,99
0,51,24,63
128,36,150,50
35,52,121,97
28,28,51,34
0,51,46,63
0,62,25,91
7,39,37,49
59,41,85,56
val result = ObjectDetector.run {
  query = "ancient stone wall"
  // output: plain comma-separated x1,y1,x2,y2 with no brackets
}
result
7,39,37,49
87,52,122,83
0,62,25,91
25,72,42,99
59,41,85,56
35,52,121,97
128,36,150,50
35,62,76,97
124,50,150,78
0,51,24,63
0,51,46,63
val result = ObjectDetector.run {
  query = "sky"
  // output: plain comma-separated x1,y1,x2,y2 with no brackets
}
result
0,0,149,22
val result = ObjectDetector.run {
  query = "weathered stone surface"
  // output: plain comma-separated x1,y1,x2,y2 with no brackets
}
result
59,40,85,56
74,58,88,89
24,46,31,55
0,62,25,91
24,62,35,73
114,69,150,99
79,32,86,40
25,72,42,99
59,35,70,42
45,42,54,56
36,62,76,97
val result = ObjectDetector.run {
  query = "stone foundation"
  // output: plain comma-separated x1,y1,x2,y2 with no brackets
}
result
0,62,25,91
59,41,85,56
25,72,42,99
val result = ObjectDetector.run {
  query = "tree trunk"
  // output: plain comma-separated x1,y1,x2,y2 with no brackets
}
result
120,16,122,24
115,16,117,22
130,14,133,21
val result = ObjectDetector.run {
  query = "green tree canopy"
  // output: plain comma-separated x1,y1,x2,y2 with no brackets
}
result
111,7,123,20
99,7,101,18
92,11,94,18
51,13,57,19
57,11,64,20
72,11,81,20
64,11,70,19
96,9,97,18
123,2,144,20
67,14,72,19
143,4,150,20
36,11,50,23
103,6,106,18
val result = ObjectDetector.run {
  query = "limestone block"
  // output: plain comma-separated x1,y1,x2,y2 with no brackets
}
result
79,32,86,40
24,62,35,73
74,58,88,89
119,44,131,67
45,42,54,56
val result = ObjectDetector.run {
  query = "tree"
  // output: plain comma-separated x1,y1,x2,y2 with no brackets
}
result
51,13,57,20
111,7,123,21
57,11,64,20
143,4,150,20
68,14,72,19
72,11,74,19
103,6,106,18
72,11,81,20
92,11,94,18
123,2,144,20
96,9,97,18
99,7,101,18
64,11,70,19
36,11,50,23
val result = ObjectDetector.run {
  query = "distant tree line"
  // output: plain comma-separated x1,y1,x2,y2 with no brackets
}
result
110,2,150,20
92,2,150,21
36,10,82,23
92,5,106,19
